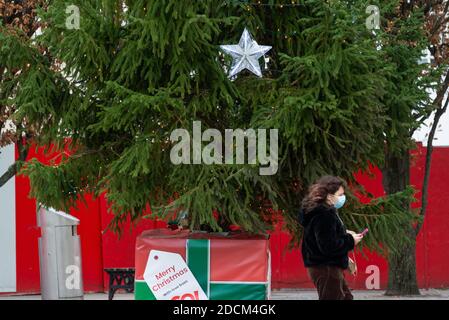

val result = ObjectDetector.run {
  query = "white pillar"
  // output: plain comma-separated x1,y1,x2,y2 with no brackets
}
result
0,143,17,292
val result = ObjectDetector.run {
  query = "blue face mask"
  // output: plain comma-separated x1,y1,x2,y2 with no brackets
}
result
334,195,346,209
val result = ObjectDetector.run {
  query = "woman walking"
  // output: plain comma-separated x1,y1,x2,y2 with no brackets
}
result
298,175,363,300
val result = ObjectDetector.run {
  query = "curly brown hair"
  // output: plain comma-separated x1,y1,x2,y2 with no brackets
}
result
302,176,347,213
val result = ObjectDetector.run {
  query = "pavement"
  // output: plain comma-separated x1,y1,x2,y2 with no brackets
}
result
1,288,449,300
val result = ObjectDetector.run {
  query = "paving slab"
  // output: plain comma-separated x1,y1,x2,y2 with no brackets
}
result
1,288,448,300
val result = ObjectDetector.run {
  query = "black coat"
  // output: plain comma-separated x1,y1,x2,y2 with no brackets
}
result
298,203,355,269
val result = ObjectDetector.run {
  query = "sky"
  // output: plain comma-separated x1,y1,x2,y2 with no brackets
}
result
414,108,449,147
413,65,449,148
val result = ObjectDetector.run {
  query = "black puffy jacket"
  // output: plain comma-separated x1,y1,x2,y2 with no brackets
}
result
298,203,355,269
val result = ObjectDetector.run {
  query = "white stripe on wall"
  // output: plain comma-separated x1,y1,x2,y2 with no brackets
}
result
0,143,16,292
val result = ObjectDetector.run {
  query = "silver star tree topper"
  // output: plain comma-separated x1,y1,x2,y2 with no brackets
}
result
220,28,272,78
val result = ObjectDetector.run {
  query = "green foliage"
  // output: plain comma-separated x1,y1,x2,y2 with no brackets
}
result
0,0,432,253
375,0,437,155
342,186,421,257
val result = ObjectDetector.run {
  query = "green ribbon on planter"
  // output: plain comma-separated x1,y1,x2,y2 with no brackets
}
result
135,239,268,300
186,239,210,297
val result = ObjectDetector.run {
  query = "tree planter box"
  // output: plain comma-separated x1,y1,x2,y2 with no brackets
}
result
135,229,271,300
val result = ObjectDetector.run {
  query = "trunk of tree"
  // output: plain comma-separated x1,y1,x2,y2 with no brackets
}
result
382,148,420,295
0,141,29,188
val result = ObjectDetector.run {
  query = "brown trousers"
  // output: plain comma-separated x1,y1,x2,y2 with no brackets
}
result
307,265,354,300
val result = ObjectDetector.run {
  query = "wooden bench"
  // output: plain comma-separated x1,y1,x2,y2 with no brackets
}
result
104,268,135,300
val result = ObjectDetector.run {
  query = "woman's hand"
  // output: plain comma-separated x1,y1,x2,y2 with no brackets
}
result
351,233,363,246
346,230,356,235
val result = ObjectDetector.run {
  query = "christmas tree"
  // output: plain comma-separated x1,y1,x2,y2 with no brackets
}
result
0,0,421,255
0,0,46,187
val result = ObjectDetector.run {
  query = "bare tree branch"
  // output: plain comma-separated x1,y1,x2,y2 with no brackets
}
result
416,88,449,236
0,141,29,188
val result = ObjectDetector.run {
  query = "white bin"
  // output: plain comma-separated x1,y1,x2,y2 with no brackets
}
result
37,206,83,300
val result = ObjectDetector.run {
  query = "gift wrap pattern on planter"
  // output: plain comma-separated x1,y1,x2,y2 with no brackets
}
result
135,229,271,300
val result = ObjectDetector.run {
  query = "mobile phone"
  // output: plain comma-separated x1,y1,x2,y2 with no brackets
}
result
360,228,369,236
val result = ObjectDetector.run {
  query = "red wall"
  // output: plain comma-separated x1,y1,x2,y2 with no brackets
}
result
12,146,105,293
99,195,167,290
4,143,449,294
270,145,449,290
